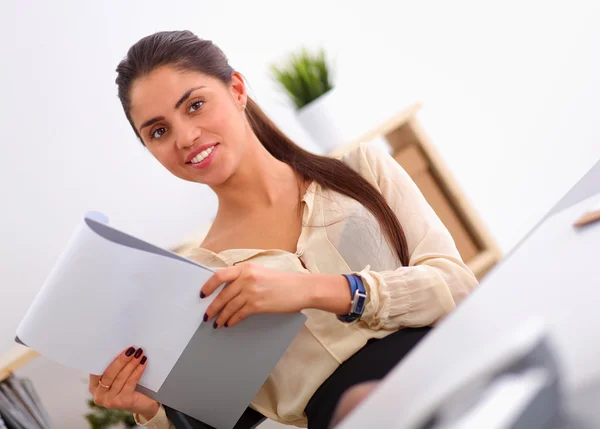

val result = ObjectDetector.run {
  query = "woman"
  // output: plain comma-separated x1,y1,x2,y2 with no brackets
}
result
88,30,478,429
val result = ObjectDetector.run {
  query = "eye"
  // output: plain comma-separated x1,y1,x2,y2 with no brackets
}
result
189,100,204,113
150,127,167,140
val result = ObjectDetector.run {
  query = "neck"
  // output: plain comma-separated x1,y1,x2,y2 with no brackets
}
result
211,134,301,215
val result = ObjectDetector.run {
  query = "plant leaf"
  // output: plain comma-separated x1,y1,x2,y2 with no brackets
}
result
270,47,334,109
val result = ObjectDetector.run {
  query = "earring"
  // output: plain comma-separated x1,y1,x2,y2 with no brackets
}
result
242,104,246,110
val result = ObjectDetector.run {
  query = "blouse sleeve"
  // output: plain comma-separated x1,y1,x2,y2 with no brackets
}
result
134,405,174,429
346,143,479,330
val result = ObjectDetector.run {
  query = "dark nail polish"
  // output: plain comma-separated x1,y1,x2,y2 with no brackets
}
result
140,356,147,365
134,348,143,359
213,321,218,329
200,291,206,299
224,323,228,328
203,313,208,322
125,347,136,357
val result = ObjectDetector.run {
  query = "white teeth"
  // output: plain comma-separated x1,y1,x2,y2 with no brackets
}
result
190,146,215,164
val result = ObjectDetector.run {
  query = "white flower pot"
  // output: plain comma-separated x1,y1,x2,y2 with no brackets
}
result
296,89,346,153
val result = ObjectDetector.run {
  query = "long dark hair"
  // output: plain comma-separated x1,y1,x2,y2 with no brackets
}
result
115,30,409,266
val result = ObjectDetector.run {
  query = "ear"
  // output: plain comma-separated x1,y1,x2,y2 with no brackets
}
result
230,72,247,110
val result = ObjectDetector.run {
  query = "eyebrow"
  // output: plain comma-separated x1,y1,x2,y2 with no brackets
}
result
139,116,165,132
138,86,206,133
175,86,205,109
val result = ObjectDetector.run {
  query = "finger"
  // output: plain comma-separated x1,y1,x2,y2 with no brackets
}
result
89,374,100,395
107,349,146,397
123,354,149,395
224,304,253,328
200,266,241,298
93,377,109,407
98,346,138,389
215,294,246,328
205,280,242,322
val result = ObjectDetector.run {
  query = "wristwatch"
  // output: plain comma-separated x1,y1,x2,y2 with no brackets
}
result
338,274,367,323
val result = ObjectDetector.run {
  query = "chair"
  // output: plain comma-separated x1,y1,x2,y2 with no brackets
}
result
164,405,266,429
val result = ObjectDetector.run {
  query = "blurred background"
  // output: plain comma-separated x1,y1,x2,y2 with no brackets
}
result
1,0,599,427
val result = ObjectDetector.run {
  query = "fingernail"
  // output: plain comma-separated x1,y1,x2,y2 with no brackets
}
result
140,356,147,365
213,321,218,329
125,347,136,357
134,348,143,359
224,322,229,328
203,313,208,322
200,291,206,299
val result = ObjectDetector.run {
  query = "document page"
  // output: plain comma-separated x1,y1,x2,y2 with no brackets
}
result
16,213,223,392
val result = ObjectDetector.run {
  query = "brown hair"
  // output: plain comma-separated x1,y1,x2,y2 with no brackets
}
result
115,30,409,266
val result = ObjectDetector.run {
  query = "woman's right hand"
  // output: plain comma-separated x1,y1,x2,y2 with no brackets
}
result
89,346,160,421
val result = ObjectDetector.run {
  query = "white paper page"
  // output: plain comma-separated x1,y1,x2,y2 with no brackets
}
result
16,214,223,392
590,194,600,211
576,192,600,216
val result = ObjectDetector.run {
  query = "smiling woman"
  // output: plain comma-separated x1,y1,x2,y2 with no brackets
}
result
123,65,252,188
92,30,479,429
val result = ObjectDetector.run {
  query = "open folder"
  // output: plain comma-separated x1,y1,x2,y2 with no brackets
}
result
15,212,306,429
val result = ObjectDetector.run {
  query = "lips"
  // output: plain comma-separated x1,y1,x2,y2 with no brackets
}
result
185,143,219,164
188,144,218,169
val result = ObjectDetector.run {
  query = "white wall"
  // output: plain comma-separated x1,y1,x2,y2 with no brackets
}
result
1,1,599,427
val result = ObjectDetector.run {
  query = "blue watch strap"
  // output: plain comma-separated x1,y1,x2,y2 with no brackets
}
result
339,274,367,322
354,275,366,295
342,274,358,299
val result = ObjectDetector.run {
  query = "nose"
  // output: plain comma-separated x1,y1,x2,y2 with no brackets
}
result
176,123,202,150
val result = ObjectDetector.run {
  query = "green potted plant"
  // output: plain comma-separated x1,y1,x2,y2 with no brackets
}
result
85,399,137,429
270,47,344,152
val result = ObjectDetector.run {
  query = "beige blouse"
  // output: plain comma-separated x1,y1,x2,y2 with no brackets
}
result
135,143,478,428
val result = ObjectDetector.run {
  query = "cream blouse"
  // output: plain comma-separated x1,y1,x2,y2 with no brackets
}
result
135,143,478,428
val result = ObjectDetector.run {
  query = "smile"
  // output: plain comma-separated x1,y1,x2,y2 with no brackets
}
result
186,143,219,164
186,143,219,169
190,146,215,164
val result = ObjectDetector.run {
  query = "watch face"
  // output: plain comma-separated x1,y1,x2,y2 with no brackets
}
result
354,295,366,314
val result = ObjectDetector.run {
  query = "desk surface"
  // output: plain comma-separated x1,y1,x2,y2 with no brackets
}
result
339,158,600,429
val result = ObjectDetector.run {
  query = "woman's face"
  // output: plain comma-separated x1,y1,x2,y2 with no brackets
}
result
128,66,249,186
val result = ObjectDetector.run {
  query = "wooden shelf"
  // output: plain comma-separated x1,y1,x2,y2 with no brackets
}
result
330,103,502,280
0,344,39,383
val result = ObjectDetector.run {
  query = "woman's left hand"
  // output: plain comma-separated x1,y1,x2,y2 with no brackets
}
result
200,262,351,328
